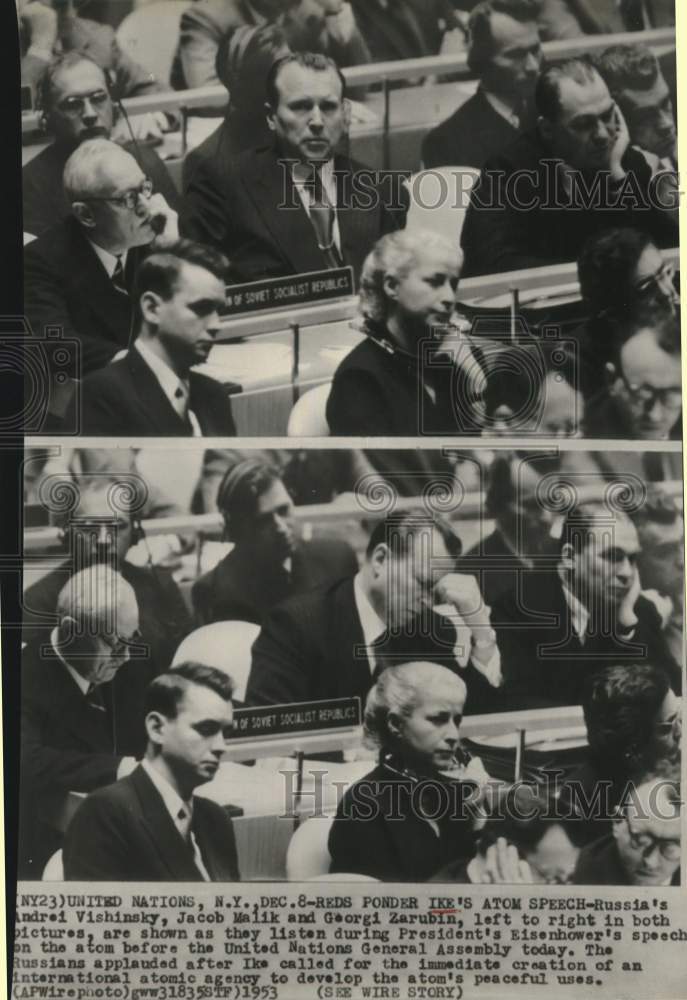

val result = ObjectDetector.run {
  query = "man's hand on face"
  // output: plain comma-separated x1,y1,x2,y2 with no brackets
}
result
146,193,179,246
609,103,631,181
324,1,357,44
471,838,534,884
435,573,492,628
617,564,641,630
19,0,58,54
113,111,169,143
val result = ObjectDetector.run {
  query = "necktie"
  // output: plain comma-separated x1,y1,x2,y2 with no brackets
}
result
307,167,343,270
174,385,194,431
111,255,128,296
86,683,106,712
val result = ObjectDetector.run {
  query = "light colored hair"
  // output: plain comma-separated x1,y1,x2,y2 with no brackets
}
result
56,566,137,633
358,229,463,324
363,661,467,750
63,138,136,203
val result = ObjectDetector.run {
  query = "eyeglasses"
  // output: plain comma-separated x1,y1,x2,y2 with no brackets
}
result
655,713,682,738
85,178,153,211
102,628,143,656
620,376,682,411
626,826,681,861
632,262,677,301
57,90,110,116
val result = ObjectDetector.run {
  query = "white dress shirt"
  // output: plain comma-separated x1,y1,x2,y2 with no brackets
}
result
482,89,521,129
134,341,202,436
291,159,342,252
352,572,387,673
560,578,590,643
141,759,211,880
89,241,128,280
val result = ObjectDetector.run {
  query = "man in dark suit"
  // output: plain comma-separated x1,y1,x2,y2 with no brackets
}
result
493,500,681,711
63,662,240,880
23,53,179,239
23,478,193,674
24,137,179,382
62,239,237,436
461,59,678,276
422,0,542,171
349,0,459,62
246,510,504,714
193,458,358,624
20,566,146,877
180,52,405,284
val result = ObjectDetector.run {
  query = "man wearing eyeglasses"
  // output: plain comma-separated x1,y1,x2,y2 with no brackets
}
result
574,771,681,885
24,138,179,388
633,490,684,668
19,565,147,878
63,663,240,881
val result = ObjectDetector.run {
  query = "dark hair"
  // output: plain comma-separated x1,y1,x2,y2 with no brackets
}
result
132,239,229,330
265,51,346,108
484,452,559,519
216,459,285,537
535,58,600,121
583,664,671,776
365,510,462,561
559,500,631,555
480,784,588,853
467,0,539,76
216,23,289,109
594,43,660,99
577,227,655,316
145,662,234,719
631,487,681,531
482,341,578,420
37,51,111,114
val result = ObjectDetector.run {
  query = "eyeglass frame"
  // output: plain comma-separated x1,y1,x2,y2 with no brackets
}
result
55,89,111,117
81,177,154,212
101,628,144,657
624,823,681,862
618,372,682,411
631,261,677,302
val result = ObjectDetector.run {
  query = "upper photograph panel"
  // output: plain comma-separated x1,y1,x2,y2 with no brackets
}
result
19,0,679,439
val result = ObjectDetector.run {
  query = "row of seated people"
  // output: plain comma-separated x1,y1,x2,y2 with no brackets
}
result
20,456,683,877
20,0,674,106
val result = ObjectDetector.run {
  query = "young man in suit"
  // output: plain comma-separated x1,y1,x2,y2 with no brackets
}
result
20,566,145,877
246,510,503,714
23,52,179,239
181,51,405,284
423,0,542,171
64,238,237,436
63,662,240,881
192,458,358,624
24,137,178,381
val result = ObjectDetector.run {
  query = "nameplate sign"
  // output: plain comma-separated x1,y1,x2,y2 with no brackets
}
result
223,267,354,316
230,698,361,740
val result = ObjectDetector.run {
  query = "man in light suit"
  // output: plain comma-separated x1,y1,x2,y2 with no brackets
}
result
181,52,405,284
63,238,237,436
63,662,240,880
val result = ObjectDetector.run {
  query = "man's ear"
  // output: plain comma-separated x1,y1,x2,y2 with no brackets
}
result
145,710,166,747
605,361,622,395
71,201,96,229
383,274,399,301
265,101,276,131
139,290,162,325
560,542,575,571
538,115,553,145
342,97,351,131
370,542,389,579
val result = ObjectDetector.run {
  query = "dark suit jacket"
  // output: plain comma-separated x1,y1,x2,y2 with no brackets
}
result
349,0,457,61
460,528,529,609
422,90,521,171
492,570,681,711
573,833,680,886
23,140,179,240
192,537,358,626
19,638,148,877
461,130,678,276
62,347,237,436
24,216,147,375
23,558,193,676
63,765,240,881
246,576,500,714
180,145,404,284
328,762,476,881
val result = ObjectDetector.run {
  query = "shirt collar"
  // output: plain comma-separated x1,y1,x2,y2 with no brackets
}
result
291,158,336,190
135,340,189,406
50,627,91,695
481,88,520,128
559,571,590,640
88,240,128,279
353,572,386,649
141,758,192,824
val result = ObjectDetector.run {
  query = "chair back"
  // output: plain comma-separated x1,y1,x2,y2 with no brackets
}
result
42,850,64,881
172,620,260,703
287,383,331,437
116,1,188,86
285,817,334,879
405,166,480,248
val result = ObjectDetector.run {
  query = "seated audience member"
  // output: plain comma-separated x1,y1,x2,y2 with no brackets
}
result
63,663,240,881
20,567,145,877
535,1,624,39
172,0,369,91
460,453,559,607
619,0,674,31
246,510,502,713
181,52,403,284
23,479,193,674
633,490,684,665
24,138,178,378
326,231,486,436
493,500,681,711
573,766,681,885
423,0,542,171
23,53,179,239
193,459,357,624
575,228,679,399
328,662,483,881
183,25,291,189
63,239,237,436
461,59,678,276
19,0,170,122
584,320,682,441
479,341,583,437
349,0,462,63
595,44,677,172
566,663,681,843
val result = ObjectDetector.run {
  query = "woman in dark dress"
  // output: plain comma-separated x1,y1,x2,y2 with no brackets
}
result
328,661,485,881
326,230,487,436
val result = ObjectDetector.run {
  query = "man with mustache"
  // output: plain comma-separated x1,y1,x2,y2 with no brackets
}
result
63,662,240,881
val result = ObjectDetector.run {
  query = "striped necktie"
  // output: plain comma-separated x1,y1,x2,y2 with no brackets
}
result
111,255,128,296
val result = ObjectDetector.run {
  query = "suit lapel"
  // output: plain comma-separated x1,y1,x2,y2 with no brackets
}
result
124,349,192,435
43,654,116,752
332,579,371,700
131,767,205,880
67,220,132,348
